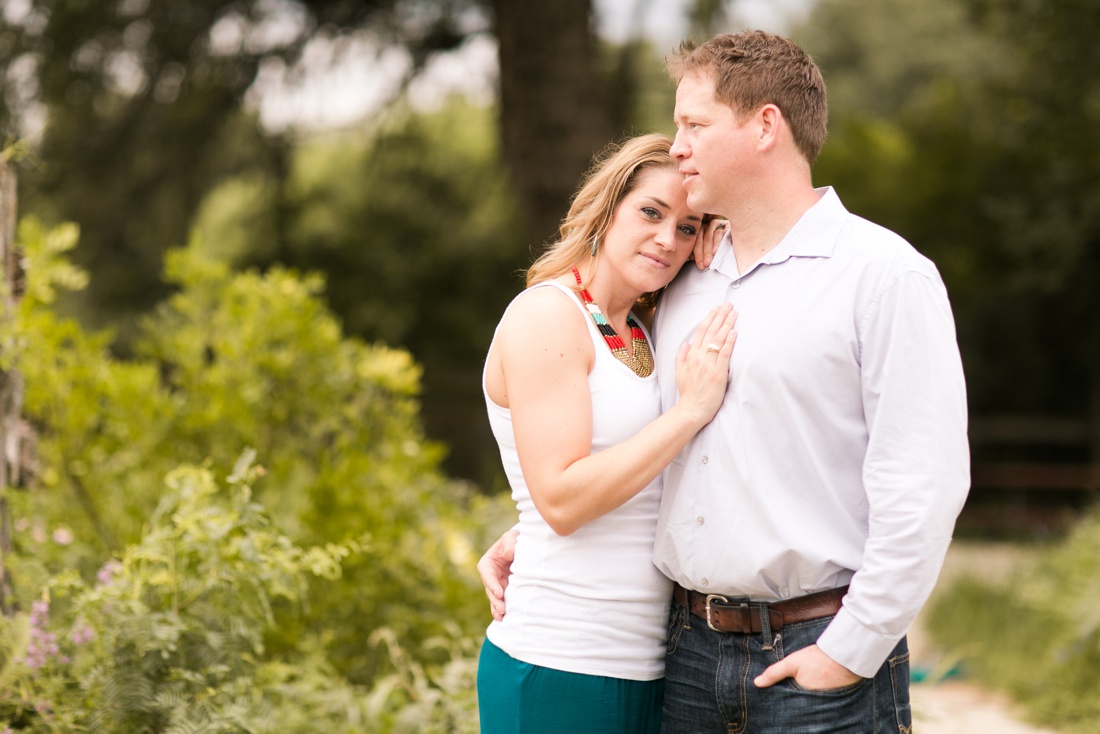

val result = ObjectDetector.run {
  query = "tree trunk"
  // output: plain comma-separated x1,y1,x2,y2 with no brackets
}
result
491,0,616,254
0,157,21,615
1092,369,1100,465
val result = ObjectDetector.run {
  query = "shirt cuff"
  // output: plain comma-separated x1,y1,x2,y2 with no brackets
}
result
815,606,903,678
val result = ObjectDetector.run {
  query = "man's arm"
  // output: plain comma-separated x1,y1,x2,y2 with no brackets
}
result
759,267,969,686
819,268,970,677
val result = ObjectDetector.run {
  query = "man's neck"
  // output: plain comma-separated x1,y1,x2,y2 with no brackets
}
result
727,182,822,274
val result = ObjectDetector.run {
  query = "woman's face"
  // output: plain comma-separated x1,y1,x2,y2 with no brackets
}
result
601,166,702,294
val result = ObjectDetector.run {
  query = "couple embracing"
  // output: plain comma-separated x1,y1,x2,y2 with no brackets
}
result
476,29,969,734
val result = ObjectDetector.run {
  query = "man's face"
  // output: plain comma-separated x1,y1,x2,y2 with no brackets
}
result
671,71,752,218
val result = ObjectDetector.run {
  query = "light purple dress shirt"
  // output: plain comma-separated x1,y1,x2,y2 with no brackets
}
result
652,187,970,677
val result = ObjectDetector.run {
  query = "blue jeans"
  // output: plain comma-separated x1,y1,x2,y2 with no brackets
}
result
662,599,912,733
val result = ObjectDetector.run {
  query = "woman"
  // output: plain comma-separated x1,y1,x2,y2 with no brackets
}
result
476,133,736,733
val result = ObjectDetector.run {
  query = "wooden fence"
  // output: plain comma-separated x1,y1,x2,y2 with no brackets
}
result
965,414,1098,534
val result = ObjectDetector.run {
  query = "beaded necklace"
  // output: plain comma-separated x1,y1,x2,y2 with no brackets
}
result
571,267,653,377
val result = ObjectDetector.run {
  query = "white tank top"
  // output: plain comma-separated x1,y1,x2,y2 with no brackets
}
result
483,281,672,681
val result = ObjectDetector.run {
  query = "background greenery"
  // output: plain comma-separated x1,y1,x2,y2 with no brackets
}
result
0,0,1098,730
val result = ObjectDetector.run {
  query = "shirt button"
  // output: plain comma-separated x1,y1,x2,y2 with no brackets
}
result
731,281,741,289
700,578,709,587
696,516,705,525
701,455,709,464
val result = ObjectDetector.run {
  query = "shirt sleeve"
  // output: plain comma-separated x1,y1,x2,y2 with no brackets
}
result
816,267,970,677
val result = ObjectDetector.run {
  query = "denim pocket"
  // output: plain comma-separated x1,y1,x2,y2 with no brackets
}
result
666,600,689,655
785,675,869,696
888,649,913,732
775,617,870,696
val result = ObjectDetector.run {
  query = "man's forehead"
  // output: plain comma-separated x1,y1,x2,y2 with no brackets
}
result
674,75,720,113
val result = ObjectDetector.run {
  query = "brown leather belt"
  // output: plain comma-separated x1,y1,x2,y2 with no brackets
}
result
673,582,848,634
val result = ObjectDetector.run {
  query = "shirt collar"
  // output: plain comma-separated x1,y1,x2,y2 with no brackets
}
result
711,186,847,278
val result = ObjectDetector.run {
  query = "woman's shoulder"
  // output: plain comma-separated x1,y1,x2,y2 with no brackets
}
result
503,279,581,322
496,279,591,353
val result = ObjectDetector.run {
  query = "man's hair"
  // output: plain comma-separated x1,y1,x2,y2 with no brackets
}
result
667,30,828,165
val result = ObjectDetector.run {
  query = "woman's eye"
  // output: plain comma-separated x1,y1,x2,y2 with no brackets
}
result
678,225,698,236
642,206,660,219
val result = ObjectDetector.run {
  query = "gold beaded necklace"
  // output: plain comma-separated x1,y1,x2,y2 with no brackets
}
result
571,267,653,377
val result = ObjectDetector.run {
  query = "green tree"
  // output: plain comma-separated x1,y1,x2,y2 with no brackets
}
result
0,0,638,335
192,98,524,483
0,0,487,331
2,1,668,484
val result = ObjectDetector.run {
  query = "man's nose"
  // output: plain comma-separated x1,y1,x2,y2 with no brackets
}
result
670,132,688,160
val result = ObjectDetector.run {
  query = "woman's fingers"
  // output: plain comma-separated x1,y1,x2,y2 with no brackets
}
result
690,303,730,347
693,302,737,357
693,218,729,270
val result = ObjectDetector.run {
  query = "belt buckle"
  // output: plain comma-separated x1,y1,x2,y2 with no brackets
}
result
704,594,730,632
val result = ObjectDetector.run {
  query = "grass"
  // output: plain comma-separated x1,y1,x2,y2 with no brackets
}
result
923,511,1100,733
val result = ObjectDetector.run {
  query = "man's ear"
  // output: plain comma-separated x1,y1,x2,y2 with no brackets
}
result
757,104,783,152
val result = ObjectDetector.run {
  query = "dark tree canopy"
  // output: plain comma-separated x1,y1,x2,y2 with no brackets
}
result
2,0,617,332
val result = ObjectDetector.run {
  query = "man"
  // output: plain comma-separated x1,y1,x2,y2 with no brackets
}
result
480,30,969,733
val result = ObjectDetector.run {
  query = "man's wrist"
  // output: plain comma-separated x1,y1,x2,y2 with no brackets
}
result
816,608,899,678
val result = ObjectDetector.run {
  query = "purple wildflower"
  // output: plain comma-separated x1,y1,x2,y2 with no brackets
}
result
96,559,122,587
24,598,60,670
71,623,95,645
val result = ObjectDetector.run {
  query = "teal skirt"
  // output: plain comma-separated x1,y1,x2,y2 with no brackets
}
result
477,637,664,734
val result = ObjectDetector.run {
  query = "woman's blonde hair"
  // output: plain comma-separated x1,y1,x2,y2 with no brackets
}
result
527,133,682,306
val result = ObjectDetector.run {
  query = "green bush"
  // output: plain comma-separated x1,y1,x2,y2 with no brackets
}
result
0,218,508,730
925,510,1100,733
0,453,366,732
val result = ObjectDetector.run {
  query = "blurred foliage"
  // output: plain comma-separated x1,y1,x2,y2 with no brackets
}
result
0,454,484,731
0,0,625,345
192,98,525,483
194,99,522,364
1,0,633,482
0,0,489,334
0,456,366,732
0,218,511,728
925,509,1100,732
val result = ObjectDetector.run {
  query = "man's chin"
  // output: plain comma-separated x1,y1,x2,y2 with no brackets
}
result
685,189,709,212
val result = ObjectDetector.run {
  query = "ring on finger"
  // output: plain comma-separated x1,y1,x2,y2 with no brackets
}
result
706,342,721,353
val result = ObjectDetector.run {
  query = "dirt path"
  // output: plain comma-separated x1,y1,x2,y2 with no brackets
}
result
908,541,1059,734
911,680,1059,734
